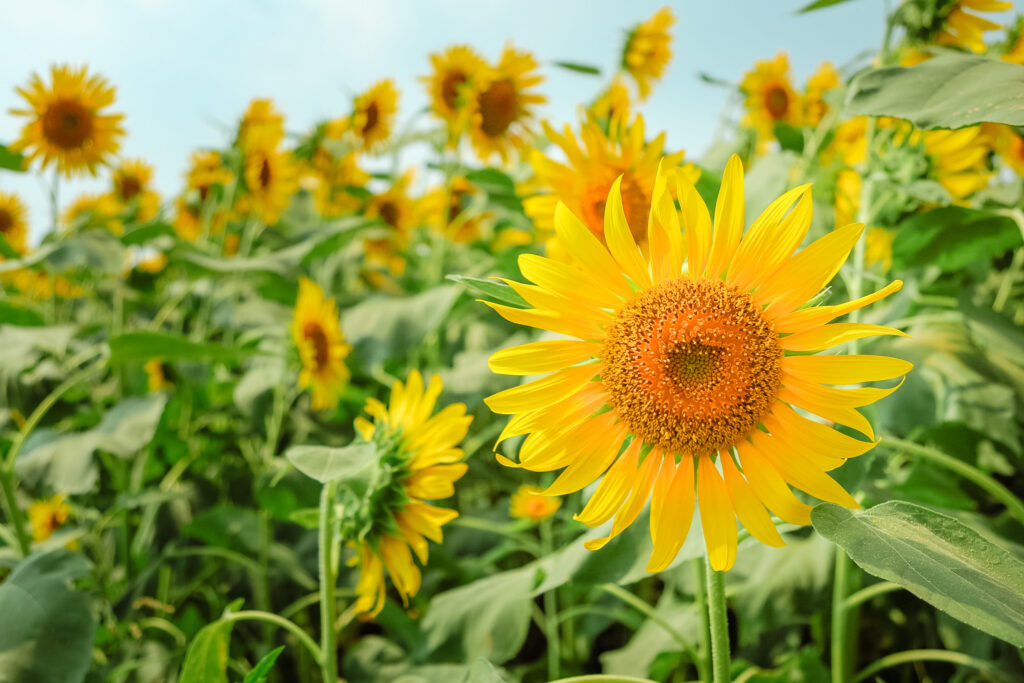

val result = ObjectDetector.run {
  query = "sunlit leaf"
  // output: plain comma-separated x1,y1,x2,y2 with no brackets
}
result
285,443,377,484
109,331,252,364
447,275,529,309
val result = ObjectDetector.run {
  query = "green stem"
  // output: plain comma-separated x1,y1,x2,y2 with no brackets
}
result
602,583,701,671
853,649,996,683
540,518,561,680
318,482,338,683
882,437,1024,528
831,547,853,683
843,581,901,610
548,677,660,683
221,610,321,664
704,557,731,683
694,559,713,683
0,467,30,556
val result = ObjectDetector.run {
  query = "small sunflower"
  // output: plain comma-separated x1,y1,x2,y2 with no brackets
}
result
239,98,285,148
911,125,992,200
303,145,369,218
741,52,801,147
468,45,546,164
866,227,894,272
349,371,472,617
982,123,1024,175
292,277,351,411
145,359,172,391
0,192,29,256
352,79,400,152
935,0,1011,53
364,171,421,275
591,74,632,122
484,157,911,571
802,61,841,127
834,168,862,227
422,45,487,136
62,193,121,233
242,130,299,225
28,494,71,543
137,252,168,274
9,64,125,177
424,175,490,244
111,158,161,222
525,112,695,248
621,6,675,100
824,117,869,166
510,485,561,523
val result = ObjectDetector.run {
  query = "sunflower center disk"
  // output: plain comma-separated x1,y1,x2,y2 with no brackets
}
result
42,99,93,149
601,278,782,457
478,79,517,137
362,102,380,135
764,86,790,120
119,176,142,201
440,71,468,111
0,210,11,233
303,321,331,371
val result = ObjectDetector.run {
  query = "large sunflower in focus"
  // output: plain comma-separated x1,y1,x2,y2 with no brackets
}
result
525,113,695,249
350,371,472,617
422,45,487,137
111,158,161,222
242,130,299,225
9,64,125,177
621,6,675,100
485,156,911,571
741,52,801,147
352,79,399,152
292,277,350,411
0,192,29,256
468,46,546,164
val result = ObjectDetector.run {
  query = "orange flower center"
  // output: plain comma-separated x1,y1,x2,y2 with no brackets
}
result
377,200,400,228
579,172,650,243
764,85,790,120
525,497,550,519
440,70,468,112
478,79,517,137
601,278,782,456
362,102,380,136
42,99,94,149
303,321,331,371
0,209,11,233
118,175,142,201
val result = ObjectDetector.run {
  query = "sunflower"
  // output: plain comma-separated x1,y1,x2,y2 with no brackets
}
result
137,252,168,274
349,371,472,617
352,79,399,152
111,158,161,222
9,64,125,177
510,485,561,523
525,113,695,249
621,6,675,100
424,175,490,244
866,227,894,272
591,74,632,122
364,171,420,274
62,193,121,233
920,126,992,200
824,117,869,166
239,98,285,148
28,494,71,543
935,0,1011,53
467,45,546,164
834,168,862,227
422,45,487,137
982,123,1024,175
242,130,299,225
802,61,841,127
741,52,801,147
303,146,369,218
484,156,911,571
186,150,234,196
145,359,172,392
0,192,29,256
292,277,350,411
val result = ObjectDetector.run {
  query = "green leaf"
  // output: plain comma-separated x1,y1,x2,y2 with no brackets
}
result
285,443,378,484
0,233,19,259
0,143,26,172
109,331,251,364
448,275,529,309
892,207,1021,272
186,507,262,554
0,301,44,326
773,122,804,153
0,550,96,683
812,501,1024,647
242,646,284,683
797,0,860,12
178,620,234,683
343,286,459,367
121,220,176,246
552,61,602,76
846,55,1024,128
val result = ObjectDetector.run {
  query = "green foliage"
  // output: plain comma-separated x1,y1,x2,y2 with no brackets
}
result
109,330,253,364
892,207,1022,272
179,619,235,683
285,442,377,484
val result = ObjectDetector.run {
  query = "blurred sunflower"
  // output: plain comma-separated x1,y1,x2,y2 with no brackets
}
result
292,277,350,411
525,113,694,249
9,64,125,177
137,252,167,274
364,171,420,274
239,98,285,148
424,175,490,244
982,123,1024,174
28,493,71,542
0,192,29,256
590,74,632,122
352,79,399,152
902,125,992,200
145,359,173,392
866,227,894,272
111,158,161,222
422,45,487,137
485,157,911,571
621,6,675,100
242,130,299,225
935,0,1011,53
349,371,472,617
802,61,841,127
303,146,369,217
62,193,121,233
468,46,546,164
510,485,561,522
833,168,862,227
824,117,869,166
741,52,801,147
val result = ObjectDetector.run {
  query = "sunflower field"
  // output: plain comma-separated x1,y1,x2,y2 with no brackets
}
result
1,1,1024,682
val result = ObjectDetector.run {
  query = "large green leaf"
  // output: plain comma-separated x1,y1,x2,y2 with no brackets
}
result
342,286,459,366
892,207,1021,272
846,55,1024,128
0,550,96,683
0,302,44,327
447,275,529,309
178,619,234,683
812,501,1024,646
109,331,252,364
285,443,378,484
0,143,26,172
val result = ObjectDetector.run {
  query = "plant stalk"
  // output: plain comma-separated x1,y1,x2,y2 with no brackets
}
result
704,556,731,683
318,481,338,683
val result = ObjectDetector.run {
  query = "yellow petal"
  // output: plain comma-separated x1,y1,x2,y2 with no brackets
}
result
488,340,599,376
575,439,642,526
554,201,632,298
604,176,651,287
647,161,685,284
518,254,622,309
781,323,908,352
675,170,712,277
543,419,628,496
783,354,913,386
775,280,902,333
697,455,738,571
760,223,865,315
738,190,814,293
753,432,859,508
721,454,784,547
706,155,745,280
646,456,696,572
484,364,598,415
736,441,812,526
729,184,810,291
585,448,663,551
482,300,606,340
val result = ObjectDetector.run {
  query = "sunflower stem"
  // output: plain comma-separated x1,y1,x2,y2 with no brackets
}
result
830,547,854,683
852,649,996,683
704,556,731,683
0,467,30,556
540,517,561,680
318,481,338,683
694,559,713,683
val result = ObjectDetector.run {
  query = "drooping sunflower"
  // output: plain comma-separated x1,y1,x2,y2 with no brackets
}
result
510,485,561,523
28,493,71,543
0,192,29,256
802,61,841,127
352,79,400,152
934,0,1012,53
292,277,351,411
621,6,675,100
421,45,488,136
349,371,472,617
484,156,912,571
241,130,299,225
9,64,125,177
238,98,285,148
741,52,801,147
525,113,695,249
110,158,161,222
467,45,546,164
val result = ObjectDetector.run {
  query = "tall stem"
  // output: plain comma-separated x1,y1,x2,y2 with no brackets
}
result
831,546,853,683
318,481,338,683
540,518,561,680
694,559,713,683
704,556,731,683
0,467,30,556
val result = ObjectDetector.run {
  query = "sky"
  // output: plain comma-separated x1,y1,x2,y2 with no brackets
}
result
0,0,888,242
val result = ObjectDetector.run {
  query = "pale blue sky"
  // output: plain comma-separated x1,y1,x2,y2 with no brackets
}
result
1,0,890,241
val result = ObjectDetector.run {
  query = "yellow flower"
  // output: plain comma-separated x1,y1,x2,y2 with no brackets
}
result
350,371,472,617
145,359,172,391
525,112,695,249
982,122,1024,175
1003,26,1024,63
591,74,632,122
484,156,911,571
364,171,420,274
898,46,934,66
9,64,125,177
137,252,168,274
802,61,841,127
423,175,490,244
741,52,801,147
242,130,299,225
834,168,862,227
0,192,29,256
111,158,161,222
62,193,121,233
824,117,869,166
239,98,285,148
922,126,992,200
422,45,487,137
510,485,561,523
935,0,1011,53
292,277,351,411
28,494,71,542
302,145,369,218
866,228,894,272
352,79,400,152
186,150,234,195
621,6,675,100
1,269,83,299
467,45,546,164
173,150,234,240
